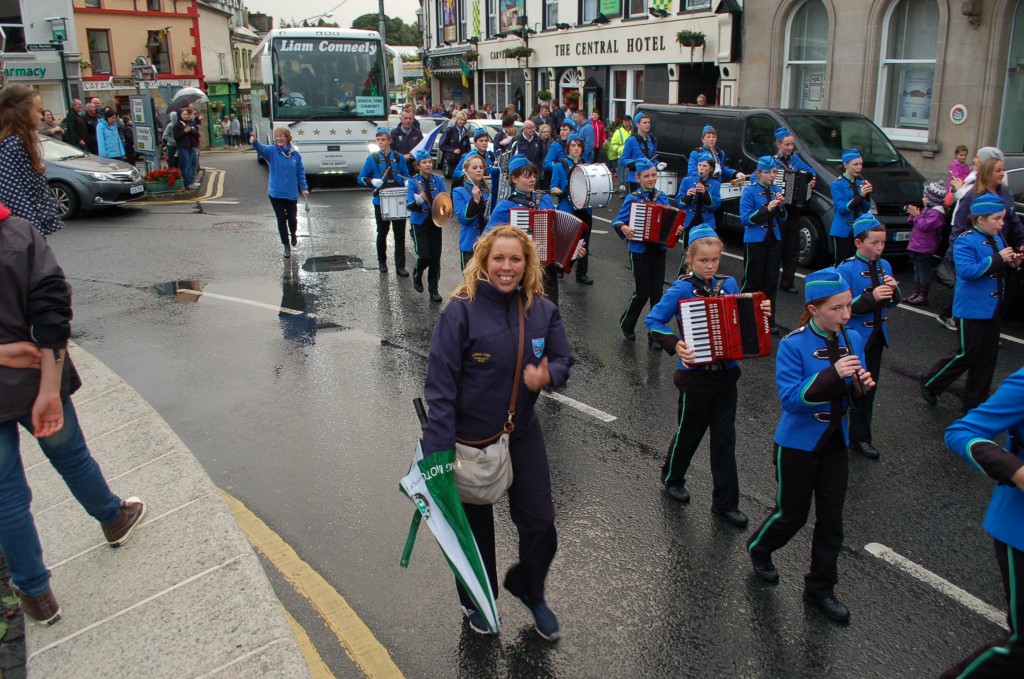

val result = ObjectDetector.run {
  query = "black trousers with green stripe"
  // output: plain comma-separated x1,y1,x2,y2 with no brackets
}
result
741,237,780,327
940,538,1024,678
661,378,740,512
620,249,666,333
411,220,442,294
923,317,1002,412
747,435,848,597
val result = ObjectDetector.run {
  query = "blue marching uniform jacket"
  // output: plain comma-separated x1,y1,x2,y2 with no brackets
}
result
543,140,567,172
405,173,448,226
945,366,1024,552
774,151,816,176
453,149,495,180
740,180,787,243
774,321,866,451
952,227,1008,319
357,150,409,206
612,188,671,254
676,175,721,232
484,190,556,233
452,182,490,252
549,158,591,215
687,146,739,182
829,174,873,239
837,254,901,347
645,275,741,372
620,134,658,184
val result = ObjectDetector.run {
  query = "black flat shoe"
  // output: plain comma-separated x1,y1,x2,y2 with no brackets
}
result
850,441,880,460
576,274,594,285
622,328,636,341
291,234,298,247
751,556,779,584
396,268,409,278
920,386,937,406
379,264,388,273
429,292,443,303
665,483,690,503
712,508,749,528
803,591,851,623
413,279,424,293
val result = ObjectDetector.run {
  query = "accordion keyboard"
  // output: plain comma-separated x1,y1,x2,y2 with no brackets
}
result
679,299,723,364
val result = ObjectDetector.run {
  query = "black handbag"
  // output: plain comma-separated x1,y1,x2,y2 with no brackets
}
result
933,255,956,289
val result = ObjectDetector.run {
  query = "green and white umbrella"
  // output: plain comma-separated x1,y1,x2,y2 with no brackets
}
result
400,443,500,634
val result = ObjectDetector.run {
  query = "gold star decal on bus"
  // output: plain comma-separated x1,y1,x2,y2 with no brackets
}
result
361,129,368,135
345,129,353,135
313,129,321,136
297,129,305,136
329,129,337,135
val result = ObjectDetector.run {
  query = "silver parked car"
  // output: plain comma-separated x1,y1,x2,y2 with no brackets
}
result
41,137,145,219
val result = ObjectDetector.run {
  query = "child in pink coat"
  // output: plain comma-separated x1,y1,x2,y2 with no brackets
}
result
948,145,970,193
905,181,947,306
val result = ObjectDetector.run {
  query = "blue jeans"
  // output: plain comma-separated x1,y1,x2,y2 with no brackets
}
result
0,399,121,596
910,252,934,287
178,147,198,187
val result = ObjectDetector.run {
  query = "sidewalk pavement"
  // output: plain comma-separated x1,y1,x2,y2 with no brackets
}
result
20,345,311,678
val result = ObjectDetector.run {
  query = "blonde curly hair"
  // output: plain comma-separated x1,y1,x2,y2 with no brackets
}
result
452,225,545,310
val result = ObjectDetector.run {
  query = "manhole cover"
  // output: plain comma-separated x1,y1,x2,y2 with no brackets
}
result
213,221,259,230
302,254,362,272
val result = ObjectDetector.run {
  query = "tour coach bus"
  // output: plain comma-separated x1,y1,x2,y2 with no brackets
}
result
643,105,928,266
251,27,403,175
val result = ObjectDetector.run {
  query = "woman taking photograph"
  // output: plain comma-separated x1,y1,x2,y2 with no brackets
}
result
420,225,574,641
0,84,64,237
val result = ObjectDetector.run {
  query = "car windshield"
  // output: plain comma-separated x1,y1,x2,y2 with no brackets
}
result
40,137,87,161
785,114,905,168
470,121,522,140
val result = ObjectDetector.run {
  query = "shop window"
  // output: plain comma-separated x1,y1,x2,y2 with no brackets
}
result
610,67,643,121
580,0,599,24
483,70,510,112
544,0,558,29
87,29,112,74
783,0,829,110
0,0,26,52
876,0,938,140
625,0,647,19
147,30,171,73
743,115,777,159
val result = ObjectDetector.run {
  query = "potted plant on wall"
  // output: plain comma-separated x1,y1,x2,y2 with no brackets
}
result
676,29,706,63
464,50,479,62
180,54,199,71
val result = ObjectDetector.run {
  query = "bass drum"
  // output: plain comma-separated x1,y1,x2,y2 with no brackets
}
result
655,171,678,197
569,164,614,209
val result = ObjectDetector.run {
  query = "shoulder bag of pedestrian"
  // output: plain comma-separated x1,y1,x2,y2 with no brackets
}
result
451,296,524,504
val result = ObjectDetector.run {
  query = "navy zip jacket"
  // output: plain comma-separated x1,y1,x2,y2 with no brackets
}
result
421,283,574,455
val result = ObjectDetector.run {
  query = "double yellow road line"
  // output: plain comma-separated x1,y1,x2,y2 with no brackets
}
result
142,168,226,205
220,490,404,679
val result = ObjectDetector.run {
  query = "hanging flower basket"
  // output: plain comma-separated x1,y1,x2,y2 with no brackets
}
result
676,30,707,63
536,89,553,102
563,91,580,110
503,46,534,60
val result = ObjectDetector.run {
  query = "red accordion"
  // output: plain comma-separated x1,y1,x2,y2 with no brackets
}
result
509,208,587,271
627,202,685,248
678,292,773,364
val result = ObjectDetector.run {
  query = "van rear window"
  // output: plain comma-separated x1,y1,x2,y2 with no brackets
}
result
786,115,904,169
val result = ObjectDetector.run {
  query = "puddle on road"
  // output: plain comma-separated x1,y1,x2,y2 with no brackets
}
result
302,254,363,272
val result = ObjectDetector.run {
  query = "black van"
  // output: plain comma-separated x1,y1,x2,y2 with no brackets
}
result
642,104,928,266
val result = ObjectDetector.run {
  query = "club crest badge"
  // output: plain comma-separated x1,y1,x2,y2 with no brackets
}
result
532,338,545,358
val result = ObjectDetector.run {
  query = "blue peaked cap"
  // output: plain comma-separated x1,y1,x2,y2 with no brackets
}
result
688,226,718,243
757,155,778,171
804,267,851,303
508,154,531,173
473,127,488,139
634,158,655,173
852,214,883,239
970,194,1006,216
842,148,861,163
414,149,432,162
774,127,792,141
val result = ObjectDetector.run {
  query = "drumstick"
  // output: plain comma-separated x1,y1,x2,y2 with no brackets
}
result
839,324,867,396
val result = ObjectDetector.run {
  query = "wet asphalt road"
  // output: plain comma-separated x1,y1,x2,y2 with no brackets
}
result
48,150,1024,678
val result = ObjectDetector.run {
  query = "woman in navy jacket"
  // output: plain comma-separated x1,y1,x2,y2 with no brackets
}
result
421,225,574,641
941,367,1024,678
250,127,309,258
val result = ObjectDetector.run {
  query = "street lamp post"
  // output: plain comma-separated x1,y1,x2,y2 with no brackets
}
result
45,17,72,113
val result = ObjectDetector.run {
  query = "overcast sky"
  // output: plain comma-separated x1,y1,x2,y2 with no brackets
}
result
245,0,424,43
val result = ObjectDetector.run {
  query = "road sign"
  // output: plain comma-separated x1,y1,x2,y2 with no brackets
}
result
27,43,56,51
110,76,135,88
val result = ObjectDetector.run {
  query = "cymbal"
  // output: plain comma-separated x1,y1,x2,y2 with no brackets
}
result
432,193,453,226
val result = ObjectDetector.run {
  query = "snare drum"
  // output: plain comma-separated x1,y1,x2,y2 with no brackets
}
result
655,171,678,197
719,180,750,201
569,164,614,209
379,187,408,221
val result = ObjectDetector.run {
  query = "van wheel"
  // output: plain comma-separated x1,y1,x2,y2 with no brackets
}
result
798,215,825,267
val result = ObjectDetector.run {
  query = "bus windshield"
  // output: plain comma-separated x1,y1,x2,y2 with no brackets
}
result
272,37,387,121
785,114,906,169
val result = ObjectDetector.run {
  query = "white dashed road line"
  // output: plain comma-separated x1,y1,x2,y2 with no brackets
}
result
543,391,617,423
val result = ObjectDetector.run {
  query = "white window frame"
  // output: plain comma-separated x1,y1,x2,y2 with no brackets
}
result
545,0,558,29
437,0,446,45
486,0,498,37
874,0,937,142
459,0,469,42
581,0,599,24
626,0,647,20
483,69,510,112
781,0,829,110
218,52,227,78
609,67,644,120
86,29,112,74
684,0,711,10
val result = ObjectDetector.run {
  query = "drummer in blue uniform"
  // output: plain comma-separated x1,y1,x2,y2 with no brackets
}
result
940,368,1024,678
747,267,875,625
836,215,901,461
687,124,745,182
676,150,722,259
740,156,787,333
620,112,659,193
829,148,874,266
358,126,410,276
549,134,594,286
774,127,817,294
406,149,449,303
452,153,490,269
485,155,561,302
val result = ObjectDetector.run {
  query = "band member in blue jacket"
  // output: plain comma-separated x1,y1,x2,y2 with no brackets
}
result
940,368,1024,678
452,127,493,188
645,226,770,527
543,119,576,176
358,127,410,275
747,267,875,624
406,150,448,302
452,154,490,269
549,135,594,285
614,159,670,346
922,194,1023,412
829,149,874,266
837,216,900,460
421,225,574,641
619,112,659,192
676,150,722,258
687,124,745,182
740,156,787,333
774,127,817,293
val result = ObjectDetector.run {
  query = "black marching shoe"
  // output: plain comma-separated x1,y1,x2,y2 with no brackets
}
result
413,277,424,293
379,264,388,273
291,233,298,247
665,483,690,503
850,441,880,460
576,274,594,285
621,328,636,341
556,270,564,280
396,267,409,278
803,590,851,623
648,334,662,350
712,507,749,528
429,292,443,303
283,245,291,258
750,555,780,584
920,385,938,406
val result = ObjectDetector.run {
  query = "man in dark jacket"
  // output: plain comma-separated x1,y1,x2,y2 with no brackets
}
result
61,99,89,151
510,120,543,168
0,203,145,626
391,109,423,175
83,102,101,154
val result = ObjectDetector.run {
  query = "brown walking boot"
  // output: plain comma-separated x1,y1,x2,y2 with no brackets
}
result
13,585,61,625
101,497,146,547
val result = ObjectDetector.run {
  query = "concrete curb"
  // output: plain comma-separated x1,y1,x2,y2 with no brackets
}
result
20,345,311,679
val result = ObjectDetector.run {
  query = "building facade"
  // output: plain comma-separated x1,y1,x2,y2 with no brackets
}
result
740,0,1024,176
2,0,81,118
198,1,234,146
421,0,740,121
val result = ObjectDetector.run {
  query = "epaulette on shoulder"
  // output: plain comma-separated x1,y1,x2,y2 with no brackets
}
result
782,326,807,340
